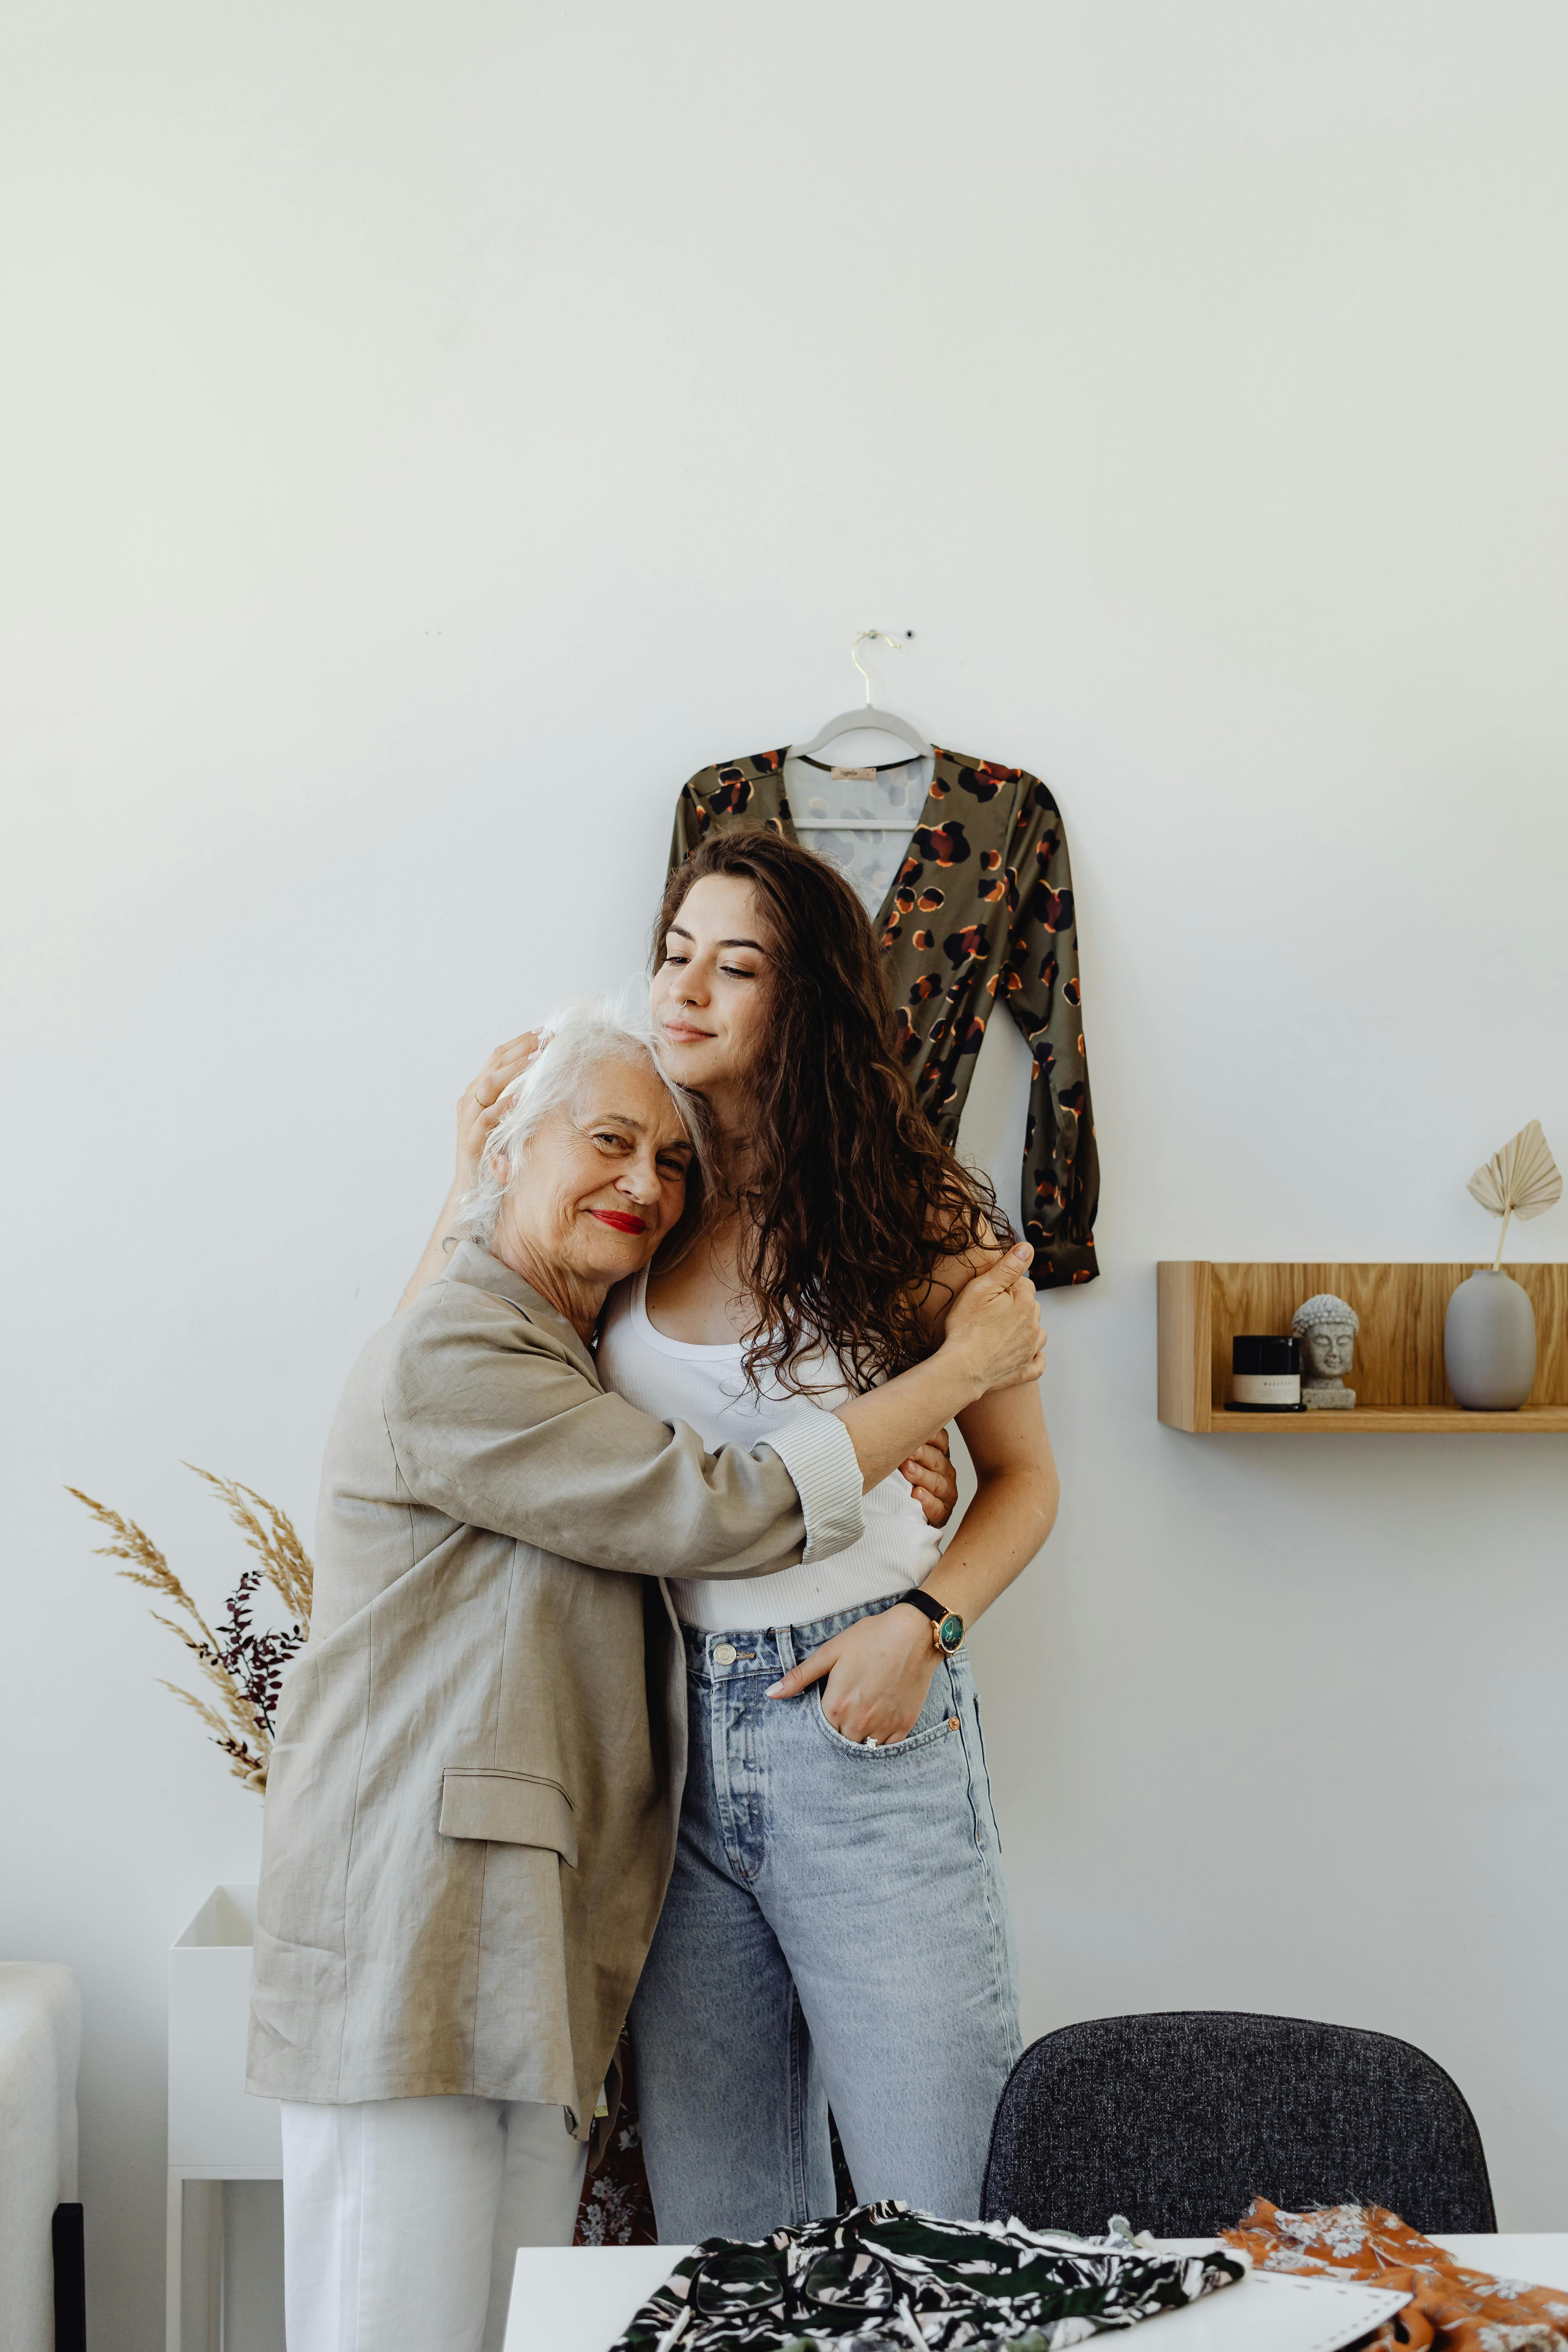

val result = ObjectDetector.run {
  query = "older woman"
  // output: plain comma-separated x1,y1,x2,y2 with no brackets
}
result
248,998,1043,2352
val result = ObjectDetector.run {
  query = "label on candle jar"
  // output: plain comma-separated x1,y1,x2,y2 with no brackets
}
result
1231,1371,1301,1407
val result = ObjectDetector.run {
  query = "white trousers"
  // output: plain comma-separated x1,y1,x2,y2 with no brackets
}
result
280,2096,588,2352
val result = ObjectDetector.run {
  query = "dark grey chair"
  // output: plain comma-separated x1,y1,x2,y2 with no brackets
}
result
981,2011,1496,2239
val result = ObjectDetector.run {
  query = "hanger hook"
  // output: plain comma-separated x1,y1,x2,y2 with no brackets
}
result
849,628,906,708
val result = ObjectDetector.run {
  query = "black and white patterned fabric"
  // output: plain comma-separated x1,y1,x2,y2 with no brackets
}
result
609,2201,1247,2351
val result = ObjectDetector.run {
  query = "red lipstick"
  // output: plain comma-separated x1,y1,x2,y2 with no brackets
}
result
591,1210,647,1234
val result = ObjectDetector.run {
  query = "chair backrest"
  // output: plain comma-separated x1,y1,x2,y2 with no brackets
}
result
981,2011,1496,2238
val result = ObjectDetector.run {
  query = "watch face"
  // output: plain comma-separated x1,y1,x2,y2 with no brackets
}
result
937,1612,964,1653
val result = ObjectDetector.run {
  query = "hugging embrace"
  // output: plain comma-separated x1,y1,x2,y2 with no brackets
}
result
248,831,1061,2352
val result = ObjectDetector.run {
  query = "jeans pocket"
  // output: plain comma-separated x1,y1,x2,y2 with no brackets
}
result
809,1687,960,1760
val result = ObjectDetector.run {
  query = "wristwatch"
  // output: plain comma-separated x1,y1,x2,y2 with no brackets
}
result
901,1588,965,1656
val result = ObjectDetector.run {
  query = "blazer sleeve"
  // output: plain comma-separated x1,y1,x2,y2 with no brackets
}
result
999,775,1100,1287
382,1285,865,1577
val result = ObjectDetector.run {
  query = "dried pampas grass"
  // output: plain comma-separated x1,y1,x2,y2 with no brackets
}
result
1466,1120,1563,1268
68,1468,312,1795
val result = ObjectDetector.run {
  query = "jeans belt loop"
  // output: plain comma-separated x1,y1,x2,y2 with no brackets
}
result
774,1623,798,1673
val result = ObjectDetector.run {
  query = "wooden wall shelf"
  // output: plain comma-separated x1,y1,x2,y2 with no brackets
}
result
1158,1262,1568,1434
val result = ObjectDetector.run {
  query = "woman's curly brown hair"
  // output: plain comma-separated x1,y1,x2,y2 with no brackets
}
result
652,830,1014,1397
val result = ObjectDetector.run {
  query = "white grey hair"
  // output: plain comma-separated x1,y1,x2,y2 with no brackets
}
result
452,987,706,1248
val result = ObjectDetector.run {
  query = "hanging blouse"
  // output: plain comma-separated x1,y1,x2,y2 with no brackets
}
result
668,746,1099,1288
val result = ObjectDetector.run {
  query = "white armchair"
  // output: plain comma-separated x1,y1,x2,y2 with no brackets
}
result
0,1963,82,2352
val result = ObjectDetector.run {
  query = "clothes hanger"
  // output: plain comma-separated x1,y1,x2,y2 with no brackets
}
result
789,631,934,830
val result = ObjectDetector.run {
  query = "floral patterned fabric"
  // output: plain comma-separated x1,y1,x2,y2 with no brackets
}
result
1220,2199,1568,2351
670,749,1098,1289
608,2201,1244,2350
575,2035,658,2245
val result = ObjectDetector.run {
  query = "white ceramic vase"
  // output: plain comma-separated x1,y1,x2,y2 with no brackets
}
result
1444,1269,1537,1409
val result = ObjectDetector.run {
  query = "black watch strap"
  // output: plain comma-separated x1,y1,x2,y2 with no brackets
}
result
900,1589,964,1653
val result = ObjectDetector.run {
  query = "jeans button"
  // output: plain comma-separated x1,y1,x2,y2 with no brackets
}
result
713,1642,737,1665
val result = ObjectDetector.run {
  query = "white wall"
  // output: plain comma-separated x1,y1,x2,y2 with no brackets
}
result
4,2,1567,2337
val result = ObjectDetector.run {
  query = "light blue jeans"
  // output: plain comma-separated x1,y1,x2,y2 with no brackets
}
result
629,1596,1022,2242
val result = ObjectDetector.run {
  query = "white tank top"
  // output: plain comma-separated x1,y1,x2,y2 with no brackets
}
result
595,1267,942,1630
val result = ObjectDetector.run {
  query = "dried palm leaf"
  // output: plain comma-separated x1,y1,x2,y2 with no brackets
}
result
1466,1119,1562,1268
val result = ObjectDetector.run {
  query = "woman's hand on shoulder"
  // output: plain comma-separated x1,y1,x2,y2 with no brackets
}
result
397,1029,546,1316
455,1032,544,1193
939,1241,1046,1398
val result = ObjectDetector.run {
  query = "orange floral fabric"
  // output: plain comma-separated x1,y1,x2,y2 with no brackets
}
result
1220,2199,1568,2352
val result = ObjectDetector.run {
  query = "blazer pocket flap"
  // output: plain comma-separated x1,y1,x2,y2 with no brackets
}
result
438,1769,578,1866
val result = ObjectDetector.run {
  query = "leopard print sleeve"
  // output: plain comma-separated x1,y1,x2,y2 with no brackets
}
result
998,774,1100,1286
669,772,713,870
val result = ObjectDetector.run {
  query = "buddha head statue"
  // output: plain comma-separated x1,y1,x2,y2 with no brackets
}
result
1290,1293,1359,1387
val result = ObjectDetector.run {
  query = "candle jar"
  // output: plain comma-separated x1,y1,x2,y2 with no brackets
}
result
1228,1334,1303,1412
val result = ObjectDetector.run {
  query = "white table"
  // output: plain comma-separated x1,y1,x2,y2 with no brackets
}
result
504,2231,1568,2352
1435,2233,1568,2287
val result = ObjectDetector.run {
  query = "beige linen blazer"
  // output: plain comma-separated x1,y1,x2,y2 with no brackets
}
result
247,1241,861,2136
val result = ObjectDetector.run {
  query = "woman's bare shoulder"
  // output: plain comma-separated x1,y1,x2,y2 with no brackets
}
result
913,1218,1009,1339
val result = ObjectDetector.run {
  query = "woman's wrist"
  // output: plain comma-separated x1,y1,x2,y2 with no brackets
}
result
891,1599,945,1657
862,1601,941,1685
934,1331,988,1412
